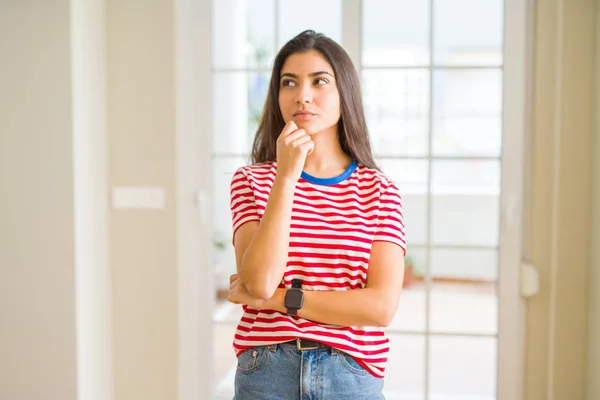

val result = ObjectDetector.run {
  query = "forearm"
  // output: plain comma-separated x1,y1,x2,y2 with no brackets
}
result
265,288,398,328
239,176,296,299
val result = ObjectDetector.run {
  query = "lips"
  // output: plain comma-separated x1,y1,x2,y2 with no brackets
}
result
293,111,317,120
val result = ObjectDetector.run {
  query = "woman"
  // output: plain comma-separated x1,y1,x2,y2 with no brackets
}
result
228,30,406,399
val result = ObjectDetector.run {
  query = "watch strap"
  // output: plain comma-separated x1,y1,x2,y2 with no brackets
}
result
291,278,302,289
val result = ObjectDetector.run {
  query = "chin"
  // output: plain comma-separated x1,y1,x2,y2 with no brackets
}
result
293,121,318,135
304,127,323,136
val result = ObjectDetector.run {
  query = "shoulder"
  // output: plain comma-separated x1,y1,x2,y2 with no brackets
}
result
244,161,276,173
231,161,277,189
233,161,276,178
354,164,400,194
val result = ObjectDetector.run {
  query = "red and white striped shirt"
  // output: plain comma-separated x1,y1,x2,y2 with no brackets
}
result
229,160,406,378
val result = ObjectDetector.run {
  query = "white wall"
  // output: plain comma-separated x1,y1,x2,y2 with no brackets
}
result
0,1,78,398
0,1,112,399
106,0,179,398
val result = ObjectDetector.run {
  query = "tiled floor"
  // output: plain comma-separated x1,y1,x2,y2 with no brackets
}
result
212,281,498,400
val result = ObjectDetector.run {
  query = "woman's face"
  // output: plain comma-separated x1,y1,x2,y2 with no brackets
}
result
278,50,341,136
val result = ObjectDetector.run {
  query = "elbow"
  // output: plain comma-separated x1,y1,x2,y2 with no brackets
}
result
245,281,277,301
238,257,280,300
378,313,395,328
374,301,398,327
374,313,393,328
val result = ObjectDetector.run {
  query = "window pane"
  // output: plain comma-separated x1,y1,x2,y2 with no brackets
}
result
382,334,426,399
212,0,276,68
429,336,497,399
378,158,428,246
390,247,427,332
429,283,498,335
433,117,502,157
212,72,270,155
432,160,500,194
433,0,503,66
431,248,498,282
363,70,430,157
432,69,503,156
363,0,430,67
278,0,342,48
429,249,498,334
431,160,500,246
247,72,271,142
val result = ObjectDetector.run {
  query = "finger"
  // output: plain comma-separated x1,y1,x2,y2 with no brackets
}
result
283,129,307,145
300,140,315,155
291,135,312,148
279,121,299,138
229,274,238,283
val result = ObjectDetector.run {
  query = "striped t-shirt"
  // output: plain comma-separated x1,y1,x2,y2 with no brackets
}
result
229,159,406,378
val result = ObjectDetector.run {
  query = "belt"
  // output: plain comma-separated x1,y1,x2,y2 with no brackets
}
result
285,338,331,351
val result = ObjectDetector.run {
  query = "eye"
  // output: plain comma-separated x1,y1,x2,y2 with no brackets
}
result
281,79,296,87
314,77,329,85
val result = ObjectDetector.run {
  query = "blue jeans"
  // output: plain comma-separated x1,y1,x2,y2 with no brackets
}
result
233,341,385,400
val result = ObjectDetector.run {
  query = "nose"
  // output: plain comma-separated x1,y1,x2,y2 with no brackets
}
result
294,83,313,104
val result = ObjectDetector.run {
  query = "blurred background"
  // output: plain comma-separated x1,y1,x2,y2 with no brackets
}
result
0,0,598,399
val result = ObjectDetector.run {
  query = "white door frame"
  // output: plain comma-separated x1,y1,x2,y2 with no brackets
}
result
175,0,214,399
496,0,530,398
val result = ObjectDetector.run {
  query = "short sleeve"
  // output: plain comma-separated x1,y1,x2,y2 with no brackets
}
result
373,183,407,255
230,168,261,242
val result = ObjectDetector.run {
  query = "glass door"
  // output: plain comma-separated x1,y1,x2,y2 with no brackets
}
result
208,1,526,398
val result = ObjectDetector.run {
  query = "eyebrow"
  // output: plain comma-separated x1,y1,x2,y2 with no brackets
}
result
280,71,335,79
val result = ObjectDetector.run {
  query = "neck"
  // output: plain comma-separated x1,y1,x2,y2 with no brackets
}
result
303,126,353,177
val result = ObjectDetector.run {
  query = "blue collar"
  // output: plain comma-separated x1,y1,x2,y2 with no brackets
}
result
300,160,358,186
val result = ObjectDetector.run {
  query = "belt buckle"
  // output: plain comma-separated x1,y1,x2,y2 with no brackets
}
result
296,338,319,351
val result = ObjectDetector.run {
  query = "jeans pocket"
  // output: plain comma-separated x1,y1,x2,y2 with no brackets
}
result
337,351,370,376
236,346,270,375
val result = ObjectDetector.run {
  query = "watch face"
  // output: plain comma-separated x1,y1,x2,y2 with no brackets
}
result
285,290,304,308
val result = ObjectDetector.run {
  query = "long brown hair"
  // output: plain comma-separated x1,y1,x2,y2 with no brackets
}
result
250,30,379,170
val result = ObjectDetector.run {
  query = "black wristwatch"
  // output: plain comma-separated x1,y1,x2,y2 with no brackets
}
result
284,279,304,316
